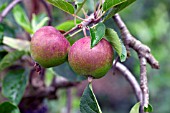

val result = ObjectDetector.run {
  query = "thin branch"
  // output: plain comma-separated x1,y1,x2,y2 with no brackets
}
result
114,61,143,102
24,77,79,99
113,14,152,113
0,0,22,22
40,0,52,26
112,56,119,75
52,77,79,89
139,57,149,112
113,14,159,69
64,11,101,36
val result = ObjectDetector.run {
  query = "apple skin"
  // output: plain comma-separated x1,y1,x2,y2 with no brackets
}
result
30,26,70,68
68,37,114,79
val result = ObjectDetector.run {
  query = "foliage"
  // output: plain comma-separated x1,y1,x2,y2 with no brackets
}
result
105,28,127,62
129,102,140,113
80,83,102,113
90,22,106,48
0,0,167,113
2,69,29,105
0,102,20,113
0,50,25,72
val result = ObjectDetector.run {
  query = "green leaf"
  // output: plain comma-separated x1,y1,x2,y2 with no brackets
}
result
31,13,49,33
53,62,86,82
105,28,122,56
90,22,106,48
3,36,30,52
144,104,153,112
0,24,4,44
2,69,29,105
75,0,87,14
56,20,81,31
120,41,127,62
0,50,25,72
85,0,95,12
0,102,20,113
129,102,140,113
13,5,33,34
80,83,102,113
47,0,75,15
104,0,136,21
103,0,126,11
0,2,7,12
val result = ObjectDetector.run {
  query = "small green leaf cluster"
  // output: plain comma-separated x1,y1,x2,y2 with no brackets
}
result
13,5,49,34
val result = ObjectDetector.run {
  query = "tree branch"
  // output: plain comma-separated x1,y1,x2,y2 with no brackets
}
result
0,0,22,22
113,14,154,113
63,11,101,36
139,57,149,112
24,77,79,99
113,14,159,69
114,61,143,102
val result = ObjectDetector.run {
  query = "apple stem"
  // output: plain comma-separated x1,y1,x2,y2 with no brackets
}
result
88,76,93,83
34,62,42,74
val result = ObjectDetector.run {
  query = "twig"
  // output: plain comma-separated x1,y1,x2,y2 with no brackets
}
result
112,56,119,75
113,14,159,69
40,0,52,26
64,25,79,36
114,61,143,102
52,77,79,89
139,57,149,112
24,77,79,98
83,27,87,37
88,76,93,83
64,11,101,36
66,88,72,113
0,0,22,22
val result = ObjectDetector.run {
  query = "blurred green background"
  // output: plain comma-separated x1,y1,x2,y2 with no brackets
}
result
0,0,170,113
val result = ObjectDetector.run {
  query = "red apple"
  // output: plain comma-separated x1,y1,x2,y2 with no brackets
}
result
68,37,114,78
30,26,70,68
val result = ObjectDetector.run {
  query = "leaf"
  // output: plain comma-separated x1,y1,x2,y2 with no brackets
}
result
0,50,25,72
103,0,126,11
0,24,4,44
47,0,75,15
85,0,95,12
3,36,30,52
31,13,49,33
144,104,153,112
53,62,86,82
2,69,29,105
13,5,33,34
75,0,87,14
105,28,122,56
0,2,7,12
90,22,106,48
104,0,136,21
56,20,81,31
80,83,102,113
120,42,127,62
0,102,20,113
129,102,140,113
